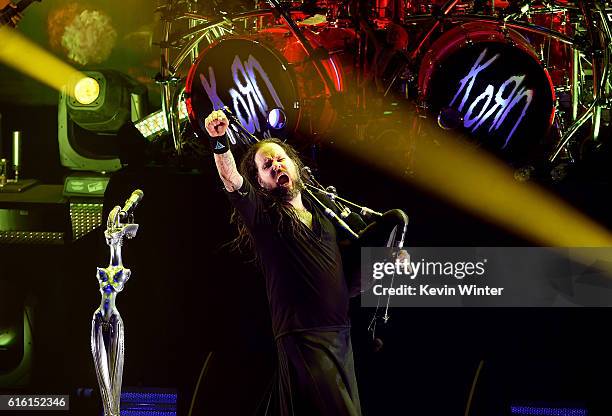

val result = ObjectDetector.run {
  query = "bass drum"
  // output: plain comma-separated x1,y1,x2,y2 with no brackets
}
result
418,22,555,165
185,27,349,147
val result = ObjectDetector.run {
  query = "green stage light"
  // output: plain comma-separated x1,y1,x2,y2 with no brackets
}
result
58,69,148,172
0,329,16,347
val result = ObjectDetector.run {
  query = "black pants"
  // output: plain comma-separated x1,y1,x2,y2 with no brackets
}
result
261,327,362,416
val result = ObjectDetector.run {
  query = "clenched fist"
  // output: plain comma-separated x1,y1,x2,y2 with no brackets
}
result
205,110,229,137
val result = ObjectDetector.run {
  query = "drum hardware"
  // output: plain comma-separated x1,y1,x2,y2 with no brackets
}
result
553,103,567,141
156,1,345,154
437,106,465,129
417,20,556,163
513,164,536,181
546,0,612,161
409,0,464,60
260,0,340,98
549,100,598,161
144,0,612,175
550,160,572,181
268,107,289,129
402,0,610,169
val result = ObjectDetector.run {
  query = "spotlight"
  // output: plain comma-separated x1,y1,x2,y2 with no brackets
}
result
58,70,148,176
74,77,100,105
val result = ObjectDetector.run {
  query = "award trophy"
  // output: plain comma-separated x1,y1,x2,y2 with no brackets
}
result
91,190,143,416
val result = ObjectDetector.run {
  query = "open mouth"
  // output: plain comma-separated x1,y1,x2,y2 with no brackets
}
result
277,173,290,186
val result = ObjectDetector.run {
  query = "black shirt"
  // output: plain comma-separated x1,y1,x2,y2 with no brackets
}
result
227,180,351,338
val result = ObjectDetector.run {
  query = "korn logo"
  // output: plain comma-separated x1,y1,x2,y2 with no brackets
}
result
199,54,284,141
449,48,534,147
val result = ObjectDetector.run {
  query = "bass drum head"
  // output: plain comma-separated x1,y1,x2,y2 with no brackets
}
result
185,37,300,145
420,25,555,165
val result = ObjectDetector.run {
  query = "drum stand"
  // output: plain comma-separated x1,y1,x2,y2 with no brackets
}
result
91,192,142,416
549,0,612,163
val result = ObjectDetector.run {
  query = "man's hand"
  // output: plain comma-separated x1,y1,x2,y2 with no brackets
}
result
205,109,243,191
396,249,412,274
205,110,229,137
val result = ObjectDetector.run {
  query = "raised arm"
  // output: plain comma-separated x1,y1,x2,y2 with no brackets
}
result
205,110,244,192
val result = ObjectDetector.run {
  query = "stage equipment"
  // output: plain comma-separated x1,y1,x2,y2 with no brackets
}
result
268,108,288,130
0,131,38,193
58,70,148,173
417,21,556,165
133,100,189,141
184,25,348,147
152,0,612,176
91,189,142,416
155,0,353,153
400,0,611,174
0,184,70,244
302,166,408,348
120,387,177,415
510,404,587,416
0,282,32,388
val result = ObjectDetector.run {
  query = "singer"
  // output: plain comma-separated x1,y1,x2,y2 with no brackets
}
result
205,109,363,416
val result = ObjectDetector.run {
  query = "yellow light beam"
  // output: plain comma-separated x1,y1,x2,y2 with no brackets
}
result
337,117,612,247
0,26,84,95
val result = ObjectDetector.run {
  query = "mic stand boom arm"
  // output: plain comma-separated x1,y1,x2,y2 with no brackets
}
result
304,186,359,240
305,183,383,219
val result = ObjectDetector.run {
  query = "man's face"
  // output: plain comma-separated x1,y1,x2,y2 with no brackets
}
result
254,143,301,199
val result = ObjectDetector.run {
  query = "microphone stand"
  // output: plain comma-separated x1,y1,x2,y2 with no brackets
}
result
302,166,383,220
91,190,142,416
305,183,384,219
302,168,409,349
304,186,359,239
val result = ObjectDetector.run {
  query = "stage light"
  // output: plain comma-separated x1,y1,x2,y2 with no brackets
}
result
0,26,84,95
120,388,177,416
58,70,148,175
0,281,32,387
74,77,100,105
134,100,189,141
511,405,587,416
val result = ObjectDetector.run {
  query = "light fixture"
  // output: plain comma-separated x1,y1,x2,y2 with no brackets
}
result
74,76,100,105
58,70,148,175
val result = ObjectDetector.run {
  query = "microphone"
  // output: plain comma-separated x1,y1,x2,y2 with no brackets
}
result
322,205,359,239
304,187,359,239
119,189,144,219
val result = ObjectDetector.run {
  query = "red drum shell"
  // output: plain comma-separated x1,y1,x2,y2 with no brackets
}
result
527,7,572,87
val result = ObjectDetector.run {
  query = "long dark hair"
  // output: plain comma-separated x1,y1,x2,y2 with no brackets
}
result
230,138,311,258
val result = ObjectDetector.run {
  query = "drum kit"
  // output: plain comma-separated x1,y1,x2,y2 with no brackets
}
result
154,0,612,178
